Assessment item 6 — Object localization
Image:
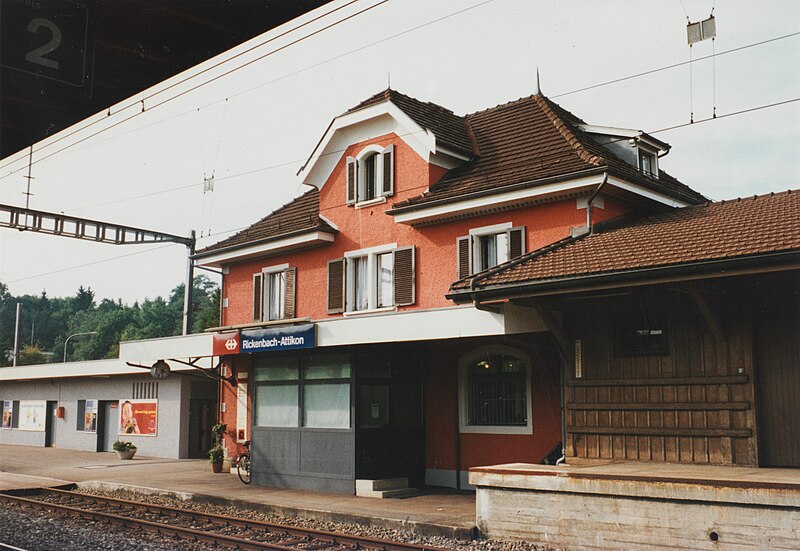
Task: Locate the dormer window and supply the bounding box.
[346,145,394,205]
[639,149,657,178]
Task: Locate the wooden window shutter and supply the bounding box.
[393,246,415,306]
[252,273,263,322]
[327,258,345,314]
[508,226,525,259]
[381,144,394,197]
[283,267,296,319]
[456,236,471,279]
[346,156,357,204]
[76,400,86,431]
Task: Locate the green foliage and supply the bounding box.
[19,344,48,366]
[208,446,224,463]
[0,276,220,365]
[112,440,137,452]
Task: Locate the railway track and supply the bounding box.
[0,489,450,551]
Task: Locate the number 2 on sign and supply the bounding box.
[25,18,62,70]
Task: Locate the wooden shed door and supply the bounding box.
[755,279,800,467]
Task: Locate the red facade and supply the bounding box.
[198,89,702,491]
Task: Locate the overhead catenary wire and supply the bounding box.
[0,0,395,178]
[56,93,800,222]
[0,15,794,183]
[5,94,799,288]
[0,0,499,179]
[0,0,370,167]
[551,30,800,99]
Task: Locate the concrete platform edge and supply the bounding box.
[75,481,476,541]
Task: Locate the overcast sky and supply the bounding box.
[1,0,798,304]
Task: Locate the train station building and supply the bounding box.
[192,88,717,494]
[1,86,797,547]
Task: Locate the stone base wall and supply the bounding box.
[477,487,799,550]
[471,464,800,550]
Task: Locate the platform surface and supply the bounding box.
[0,445,475,538]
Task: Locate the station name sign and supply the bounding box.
[213,324,315,356]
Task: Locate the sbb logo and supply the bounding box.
[225,338,238,351]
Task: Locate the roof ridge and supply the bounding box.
[464,93,540,118]
[347,87,462,117]
[533,94,605,167]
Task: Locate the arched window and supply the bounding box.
[458,345,532,434]
[345,144,395,205]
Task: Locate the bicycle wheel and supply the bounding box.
[237,453,251,484]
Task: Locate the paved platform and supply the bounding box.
[0,445,476,539]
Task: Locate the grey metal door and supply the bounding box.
[100,401,117,452]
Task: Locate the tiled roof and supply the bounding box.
[195,188,335,256]
[346,89,475,155]
[451,190,800,292]
[391,94,706,211]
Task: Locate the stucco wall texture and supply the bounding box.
[222,133,629,326]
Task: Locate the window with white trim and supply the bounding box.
[638,148,657,178]
[253,265,296,322]
[346,145,394,205]
[459,346,532,434]
[456,224,525,279]
[327,245,414,314]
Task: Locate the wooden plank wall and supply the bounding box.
[565,289,757,465]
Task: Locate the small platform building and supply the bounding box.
[450,191,800,548]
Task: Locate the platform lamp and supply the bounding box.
[63,331,98,363]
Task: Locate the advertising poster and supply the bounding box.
[1,401,12,429]
[84,400,97,433]
[18,400,46,432]
[236,382,248,443]
[118,399,157,436]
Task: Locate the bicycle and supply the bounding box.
[236,440,251,484]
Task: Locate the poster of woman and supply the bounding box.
[1,401,12,429]
[118,399,157,436]
[84,400,97,433]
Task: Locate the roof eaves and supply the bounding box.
[194,224,336,259]
[388,166,609,214]
[448,249,800,302]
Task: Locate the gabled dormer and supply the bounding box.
[388,93,706,226]
[578,125,670,179]
[297,89,475,196]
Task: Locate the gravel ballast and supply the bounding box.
[0,488,562,551]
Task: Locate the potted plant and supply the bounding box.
[209,446,225,473]
[113,440,137,460]
[208,423,227,473]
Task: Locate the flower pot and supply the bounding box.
[211,461,223,473]
[116,449,136,460]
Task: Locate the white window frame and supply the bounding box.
[355,145,386,205]
[458,345,533,435]
[469,222,512,274]
[637,146,658,178]
[260,263,289,322]
[344,243,398,314]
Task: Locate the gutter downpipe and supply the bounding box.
[586,172,608,234]
[556,172,607,467]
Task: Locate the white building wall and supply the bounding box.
[0,374,191,458]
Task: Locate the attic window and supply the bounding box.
[346,145,395,205]
[639,149,657,178]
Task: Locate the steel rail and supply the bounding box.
[10,489,450,551]
[0,492,293,551]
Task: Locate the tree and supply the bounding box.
[19,344,48,366]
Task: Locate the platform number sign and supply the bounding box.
[1,0,89,87]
